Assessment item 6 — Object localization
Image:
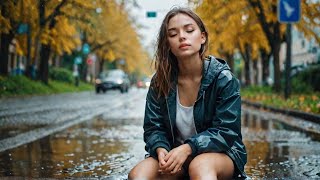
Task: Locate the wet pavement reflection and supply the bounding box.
[242,111,320,178]
[0,117,144,179]
[0,93,319,179]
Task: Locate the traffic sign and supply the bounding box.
[82,43,90,54]
[86,58,93,65]
[278,0,301,23]
[146,11,157,18]
[74,56,82,64]
[17,23,29,34]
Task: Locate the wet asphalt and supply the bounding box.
[0,88,319,179]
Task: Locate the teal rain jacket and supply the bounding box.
[143,55,247,178]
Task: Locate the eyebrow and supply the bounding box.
[168,23,195,31]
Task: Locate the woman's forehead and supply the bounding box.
[167,13,197,29]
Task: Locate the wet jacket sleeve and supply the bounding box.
[185,70,242,156]
[143,87,171,159]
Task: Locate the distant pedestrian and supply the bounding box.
[129,7,247,179]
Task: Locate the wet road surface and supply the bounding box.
[0,88,319,179]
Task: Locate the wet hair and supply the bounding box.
[153,7,209,98]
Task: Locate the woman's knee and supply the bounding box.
[128,157,159,180]
[188,153,234,180]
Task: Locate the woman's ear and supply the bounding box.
[201,32,206,44]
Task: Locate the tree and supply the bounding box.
[195,0,320,91]
[0,1,18,76]
[82,0,151,76]
[246,0,319,91]
[196,0,269,85]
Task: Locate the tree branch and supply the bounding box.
[44,0,68,28]
[246,0,273,47]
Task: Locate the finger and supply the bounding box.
[164,160,177,173]
[164,151,172,162]
[159,153,167,166]
[162,157,174,169]
[171,163,182,174]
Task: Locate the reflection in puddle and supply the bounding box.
[0,112,319,179]
[242,112,320,178]
[0,117,145,179]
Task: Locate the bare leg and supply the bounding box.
[188,153,234,180]
[128,157,185,180]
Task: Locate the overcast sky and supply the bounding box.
[129,0,190,55]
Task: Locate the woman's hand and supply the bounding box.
[160,144,192,174]
[156,147,169,171]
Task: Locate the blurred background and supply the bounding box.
[0,0,320,179]
[0,0,319,106]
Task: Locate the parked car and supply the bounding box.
[136,77,151,88]
[95,69,130,93]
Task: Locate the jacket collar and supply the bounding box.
[166,55,230,100]
[164,55,230,134]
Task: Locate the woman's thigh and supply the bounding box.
[188,153,234,180]
[128,157,185,180]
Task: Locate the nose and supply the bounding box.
[179,31,186,42]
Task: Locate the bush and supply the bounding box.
[292,65,320,92]
[291,78,313,93]
[49,67,74,84]
[0,75,93,98]
[0,75,51,96]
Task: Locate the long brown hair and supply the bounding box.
[153,7,209,98]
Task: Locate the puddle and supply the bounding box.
[0,117,145,178]
[0,111,319,179]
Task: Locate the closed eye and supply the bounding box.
[186,29,194,33]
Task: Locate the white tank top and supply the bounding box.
[176,87,197,145]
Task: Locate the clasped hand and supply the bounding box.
[156,144,192,175]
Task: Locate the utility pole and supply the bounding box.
[278,0,301,99]
[284,24,292,99]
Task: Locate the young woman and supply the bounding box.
[129,7,247,180]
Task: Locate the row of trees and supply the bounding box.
[194,0,319,92]
[0,0,151,84]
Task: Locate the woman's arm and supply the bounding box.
[143,86,171,159]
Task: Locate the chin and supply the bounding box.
[176,51,199,59]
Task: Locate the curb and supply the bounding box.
[242,100,320,124]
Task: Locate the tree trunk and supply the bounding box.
[0,2,14,76]
[99,59,104,74]
[225,53,234,73]
[10,52,15,74]
[37,0,66,84]
[246,0,283,91]
[244,44,251,86]
[273,21,281,92]
[39,44,50,84]
[0,34,12,76]
[260,49,270,85]
[253,59,258,85]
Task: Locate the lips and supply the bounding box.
[179,43,191,48]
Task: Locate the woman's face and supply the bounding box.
[167,13,206,59]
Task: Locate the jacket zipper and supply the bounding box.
[166,100,175,145]
[193,90,205,134]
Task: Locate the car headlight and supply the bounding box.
[116,79,123,84]
[95,79,101,84]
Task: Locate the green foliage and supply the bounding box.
[0,75,51,96]
[293,65,320,92]
[0,75,93,98]
[49,67,74,84]
[291,78,313,94]
[242,85,320,114]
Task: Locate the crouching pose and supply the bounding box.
[129,7,247,180]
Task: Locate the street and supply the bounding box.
[0,88,319,179]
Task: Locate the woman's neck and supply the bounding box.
[177,54,203,80]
